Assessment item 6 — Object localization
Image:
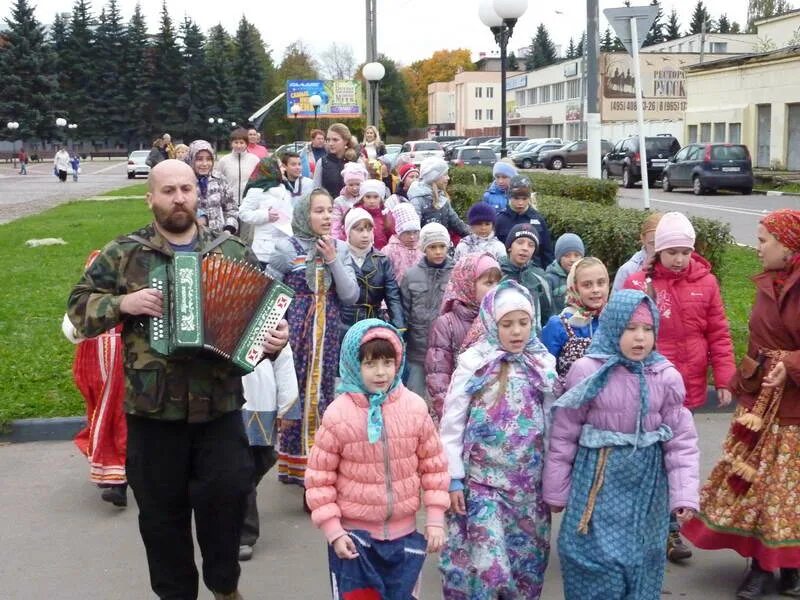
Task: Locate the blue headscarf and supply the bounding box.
[554,289,665,443]
[336,319,406,444]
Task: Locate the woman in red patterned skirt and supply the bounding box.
[682,209,800,600]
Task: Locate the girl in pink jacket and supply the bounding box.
[543,290,700,600]
[305,319,450,599]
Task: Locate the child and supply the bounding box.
[305,319,449,599]
[400,222,454,399]
[545,233,585,313]
[339,207,404,344]
[174,143,189,162]
[238,343,298,561]
[408,157,470,244]
[482,161,517,212]
[281,151,315,202]
[354,179,395,250]
[331,161,368,241]
[453,201,508,262]
[188,140,239,235]
[543,289,700,600]
[495,176,554,267]
[383,202,423,284]
[239,156,294,269]
[214,128,261,209]
[542,257,610,383]
[385,163,420,211]
[439,280,557,599]
[70,152,80,182]
[613,211,663,291]
[426,253,502,422]
[500,223,553,331]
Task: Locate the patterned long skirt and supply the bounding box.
[558,444,669,600]
[682,407,800,571]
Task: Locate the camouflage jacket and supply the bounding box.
[67,223,259,422]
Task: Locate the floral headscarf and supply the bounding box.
[337,319,406,444]
[187,140,215,199]
[243,156,283,196]
[439,253,500,315]
[292,191,333,293]
[560,257,609,327]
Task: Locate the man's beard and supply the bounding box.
[154,205,196,234]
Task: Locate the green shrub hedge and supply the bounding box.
[449,166,617,206]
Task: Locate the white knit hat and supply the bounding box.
[344,207,373,239]
[392,203,421,234]
[420,157,449,185]
[419,222,450,250]
[358,179,387,202]
[494,286,533,321]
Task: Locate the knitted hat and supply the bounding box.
[398,163,420,183]
[476,254,501,279]
[344,207,373,239]
[761,209,800,253]
[493,161,517,179]
[358,179,386,203]
[629,300,654,326]
[654,211,695,253]
[467,201,497,225]
[419,222,450,251]
[420,157,448,184]
[509,175,532,196]
[341,162,368,184]
[392,203,421,234]
[493,285,533,321]
[506,223,539,249]
[554,233,585,260]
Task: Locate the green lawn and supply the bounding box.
[0,191,761,424]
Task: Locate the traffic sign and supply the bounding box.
[603,5,658,56]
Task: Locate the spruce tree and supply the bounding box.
[525,24,558,70]
[601,27,616,52]
[120,3,150,146]
[375,55,411,138]
[231,17,272,125]
[689,1,714,34]
[61,0,97,139]
[92,0,127,146]
[644,0,665,46]
[176,17,210,141]
[665,8,682,40]
[576,35,584,57]
[204,25,235,124]
[507,51,519,70]
[148,1,183,137]
[565,37,576,59]
[717,14,731,33]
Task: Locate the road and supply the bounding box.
[0,413,789,599]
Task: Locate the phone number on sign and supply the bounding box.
[609,100,687,112]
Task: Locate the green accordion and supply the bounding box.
[149,252,293,373]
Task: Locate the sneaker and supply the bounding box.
[100,484,127,508]
[737,564,773,600]
[238,545,253,562]
[666,531,692,562]
[779,568,800,597]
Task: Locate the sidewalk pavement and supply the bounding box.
[0,412,786,599]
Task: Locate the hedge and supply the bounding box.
[449,166,617,206]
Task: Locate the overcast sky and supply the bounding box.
[6,0,752,66]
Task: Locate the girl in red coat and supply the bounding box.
[624,211,735,562]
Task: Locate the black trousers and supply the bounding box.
[126,411,254,600]
[240,445,278,547]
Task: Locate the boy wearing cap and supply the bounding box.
[545,233,585,313]
[408,157,470,243]
[495,175,554,268]
[500,223,553,331]
[400,222,455,399]
[482,161,518,212]
[454,201,507,262]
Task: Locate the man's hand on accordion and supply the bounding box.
[261,319,289,359]
[120,288,163,318]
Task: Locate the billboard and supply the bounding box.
[600,54,688,122]
[286,80,363,119]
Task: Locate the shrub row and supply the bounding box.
[448,166,618,206]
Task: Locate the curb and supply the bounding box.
[0,416,86,444]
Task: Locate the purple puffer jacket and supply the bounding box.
[425,300,478,421]
[543,356,700,512]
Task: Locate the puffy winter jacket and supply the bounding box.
[495,207,554,268]
[543,356,700,512]
[453,233,507,262]
[623,254,735,409]
[197,175,238,235]
[482,181,509,212]
[544,260,569,313]
[331,194,358,241]
[355,203,396,250]
[407,182,470,240]
[383,235,422,284]
[500,257,553,329]
[305,386,450,543]
[425,300,479,421]
[238,186,294,262]
[213,151,261,206]
[400,258,454,364]
[339,250,405,339]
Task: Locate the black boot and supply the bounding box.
[667,530,692,562]
[100,483,127,507]
[737,560,773,600]
[779,568,800,597]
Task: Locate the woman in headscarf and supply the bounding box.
[683,209,800,600]
[267,188,358,492]
[187,140,238,235]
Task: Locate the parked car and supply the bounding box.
[397,140,444,166]
[127,150,151,179]
[483,136,530,146]
[540,139,613,170]
[479,140,526,159]
[511,142,564,169]
[273,141,306,156]
[602,135,681,188]
[384,143,402,155]
[449,146,497,167]
[461,135,497,147]
[661,143,754,195]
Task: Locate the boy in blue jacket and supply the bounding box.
[482,161,517,212]
[495,175,554,268]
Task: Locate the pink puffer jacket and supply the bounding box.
[305,385,450,543]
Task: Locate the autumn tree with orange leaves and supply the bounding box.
[401,49,475,128]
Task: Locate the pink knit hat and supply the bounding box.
[654,211,695,253]
[391,203,420,234]
[629,301,654,326]
[341,162,368,184]
[475,254,500,279]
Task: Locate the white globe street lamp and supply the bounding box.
[55,117,67,127]
[362,62,386,130]
[208,117,215,124]
[309,94,322,127]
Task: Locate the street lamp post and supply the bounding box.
[479,0,528,159]
[362,61,386,131]
[290,103,302,143]
[6,121,19,159]
[309,94,322,129]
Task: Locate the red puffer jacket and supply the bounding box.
[624,254,735,409]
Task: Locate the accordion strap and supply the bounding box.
[126,231,231,257]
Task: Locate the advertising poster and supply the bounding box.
[286,80,363,119]
[600,53,690,121]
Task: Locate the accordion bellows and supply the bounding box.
[150,252,293,373]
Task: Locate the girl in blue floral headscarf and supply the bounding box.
[543,289,700,600]
[439,279,557,599]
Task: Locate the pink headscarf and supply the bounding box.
[440,253,500,314]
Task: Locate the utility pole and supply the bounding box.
[365,0,378,127]
[700,19,706,63]
[586,0,602,178]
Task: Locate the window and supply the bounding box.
[540,85,551,103]
[700,122,711,142]
[487,87,494,98]
[527,88,537,105]
[688,41,695,52]
[687,145,703,160]
[710,42,728,53]
[475,87,482,98]
[688,125,698,143]
[567,122,581,140]
[486,109,494,121]
[474,109,482,121]
[567,79,580,99]
[551,124,563,138]
[516,90,526,106]
[729,123,742,144]
[713,122,726,143]
[674,146,690,161]
[552,82,565,102]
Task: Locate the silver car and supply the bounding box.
[397,140,444,166]
[127,150,151,179]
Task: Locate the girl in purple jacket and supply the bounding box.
[543,289,700,600]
